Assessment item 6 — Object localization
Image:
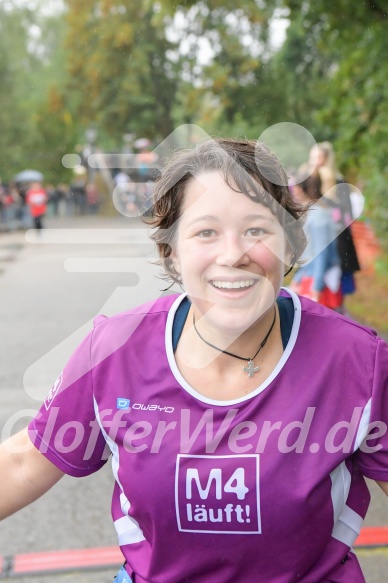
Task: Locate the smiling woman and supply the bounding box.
[170,172,292,394]
[1,138,388,583]
[146,139,307,398]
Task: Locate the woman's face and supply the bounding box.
[309,146,326,168]
[170,171,290,335]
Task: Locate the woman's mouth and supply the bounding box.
[211,279,256,290]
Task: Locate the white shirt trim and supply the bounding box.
[165,287,301,406]
[94,397,146,545]
[114,515,146,545]
[353,398,372,452]
[330,462,352,527]
[330,462,363,548]
[332,505,363,548]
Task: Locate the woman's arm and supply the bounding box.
[0,427,64,520]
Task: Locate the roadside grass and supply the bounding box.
[346,264,388,337]
[285,254,388,337]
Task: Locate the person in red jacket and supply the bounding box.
[25,182,48,230]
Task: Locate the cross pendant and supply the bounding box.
[243,359,260,377]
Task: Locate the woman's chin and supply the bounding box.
[189,281,278,332]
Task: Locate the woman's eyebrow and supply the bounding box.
[243,214,276,223]
[186,215,218,227]
[186,214,276,227]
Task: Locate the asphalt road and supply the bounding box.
[0,215,387,582]
[0,215,160,582]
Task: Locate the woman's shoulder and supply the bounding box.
[92,293,182,331]
[299,294,381,346]
[87,294,182,360]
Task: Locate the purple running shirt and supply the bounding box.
[28,289,388,583]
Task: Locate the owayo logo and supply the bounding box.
[117,398,130,409]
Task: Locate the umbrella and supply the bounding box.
[134,138,151,149]
[14,169,44,183]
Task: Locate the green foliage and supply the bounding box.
[63,0,180,142]
[169,2,278,138]
[1,0,388,244]
[0,4,78,183]
[0,5,37,180]
[281,0,388,243]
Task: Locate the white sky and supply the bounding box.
[11,0,288,45]
[1,0,64,15]
[10,0,289,62]
[269,10,289,50]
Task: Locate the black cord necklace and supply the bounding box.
[192,306,277,378]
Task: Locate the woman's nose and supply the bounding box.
[215,236,250,267]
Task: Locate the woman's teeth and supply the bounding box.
[211,280,255,289]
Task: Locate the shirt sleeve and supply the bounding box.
[28,324,110,477]
[354,338,388,481]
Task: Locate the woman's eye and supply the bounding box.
[197,229,216,238]
[246,228,266,237]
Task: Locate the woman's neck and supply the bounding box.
[178,302,280,373]
[174,301,284,398]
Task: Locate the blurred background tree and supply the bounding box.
[64,0,180,144]
[0,2,77,183]
[0,0,387,250]
[0,4,40,179]
[280,0,388,247]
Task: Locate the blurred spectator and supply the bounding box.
[54,183,69,216]
[291,171,343,310]
[57,183,74,216]
[16,182,33,228]
[25,182,48,230]
[136,148,158,181]
[0,182,9,230]
[45,184,57,216]
[350,185,364,219]
[86,182,100,214]
[309,142,360,302]
[0,183,8,229]
[70,178,87,215]
[114,172,139,216]
[114,171,130,186]
[2,183,20,231]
